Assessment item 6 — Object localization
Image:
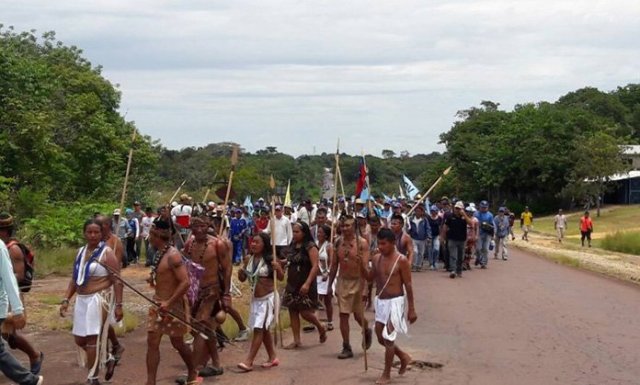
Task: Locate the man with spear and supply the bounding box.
[144,220,200,385]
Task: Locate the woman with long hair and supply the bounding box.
[60,218,124,385]
[316,224,334,331]
[237,233,284,371]
[281,221,327,349]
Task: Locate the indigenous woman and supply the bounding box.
[281,221,327,349]
[60,218,124,385]
[237,233,284,372]
[316,224,334,331]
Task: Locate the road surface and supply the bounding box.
[15,247,640,385]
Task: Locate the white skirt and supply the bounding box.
[249,292,275,330]
[73,292,108,337]
[317,276,329,295]
[374,296,408,342]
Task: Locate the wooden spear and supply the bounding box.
[268,175,283,347]
[168,180,187,205]
[119,127,137,213]
[218,145,239,236]
[202,171,219,203]
[406,166,453,216]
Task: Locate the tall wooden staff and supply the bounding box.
[201,171,219,203]
[330,140,340,240]
[168,180,187,205]
[354,215,368,371]
[268,175,283,347]
[406,166,453,216]
[218,146,239,236]
[119,127,136,213]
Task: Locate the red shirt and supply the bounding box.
[580,216,593,232]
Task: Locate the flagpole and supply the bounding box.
[361,150,373,216]
[407,166,453,216]
[202,171,219,203]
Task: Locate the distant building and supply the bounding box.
[604,146,640,204]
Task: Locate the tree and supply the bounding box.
[560,132,629,216]
[382,149,395,159]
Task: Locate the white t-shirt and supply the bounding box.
[554,214,567,229]
[141,216,154,238]
[264,216,293,246]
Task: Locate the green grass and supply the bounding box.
[601,231,640,255]
[35,246,76,278]
[531,205,640,249]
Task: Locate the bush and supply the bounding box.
[601,231,640,256]
[18,201,118,248]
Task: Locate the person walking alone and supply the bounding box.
[554,209,568,243]
[580,211,593,247]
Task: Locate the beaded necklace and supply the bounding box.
[149,244,170,287]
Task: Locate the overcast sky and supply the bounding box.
[4,1,639,156]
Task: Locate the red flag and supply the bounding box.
[355,156,367,198]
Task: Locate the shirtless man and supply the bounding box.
[145,220,198,385]
[364,228,417,385]
[188,216,232,375]
[389,214,414,265]
[96,215,126,368]
[0,213,43,375]
[327,215,372,359]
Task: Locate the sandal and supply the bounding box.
[326,322,334,331]
[185,377,204,385]
[261,358,280,368]
[283,342,300,350]
[104,356,116,381]
[237,362,253,372]
[319,328,327,344]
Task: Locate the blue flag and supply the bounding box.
[402,175,420,200]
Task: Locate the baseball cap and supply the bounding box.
[454,201,465,209]
[430,205,439,212]
[479,200,489,208]
[113,208,121,216]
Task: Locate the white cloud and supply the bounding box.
[3,0,639,156]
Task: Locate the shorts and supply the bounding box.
[317,275,329,295]
[336,277,363,314]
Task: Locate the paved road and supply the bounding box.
[24,247,640,384]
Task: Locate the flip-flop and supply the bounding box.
[283,342,300,350]
[260,358,280,368]
[198,366,224,377]
[237,362,254,372]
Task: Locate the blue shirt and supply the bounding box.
[493,215,510,238]
[230,218,248,239]
[475,211,495,235]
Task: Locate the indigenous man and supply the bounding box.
[327,215,372,359]
[520,206,533,241]
[0,213,43,375]
[187,216,232,376]
[96,215,126,372]
[364,228,417,385]
[389,214,414,265]
[145,220,199,385]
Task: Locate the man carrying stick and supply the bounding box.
[145,220,200,385]
[327,215,372,359]
[363,228,417,385]
[188,216,231,377]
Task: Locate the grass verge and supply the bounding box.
[601,231,640,255]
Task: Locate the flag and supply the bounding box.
[402,175,420,200]
[355,155,368,198]
[398,184,405,199]
[284,179,292,207]
[383,193,391,202]
[243,195,253,216]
